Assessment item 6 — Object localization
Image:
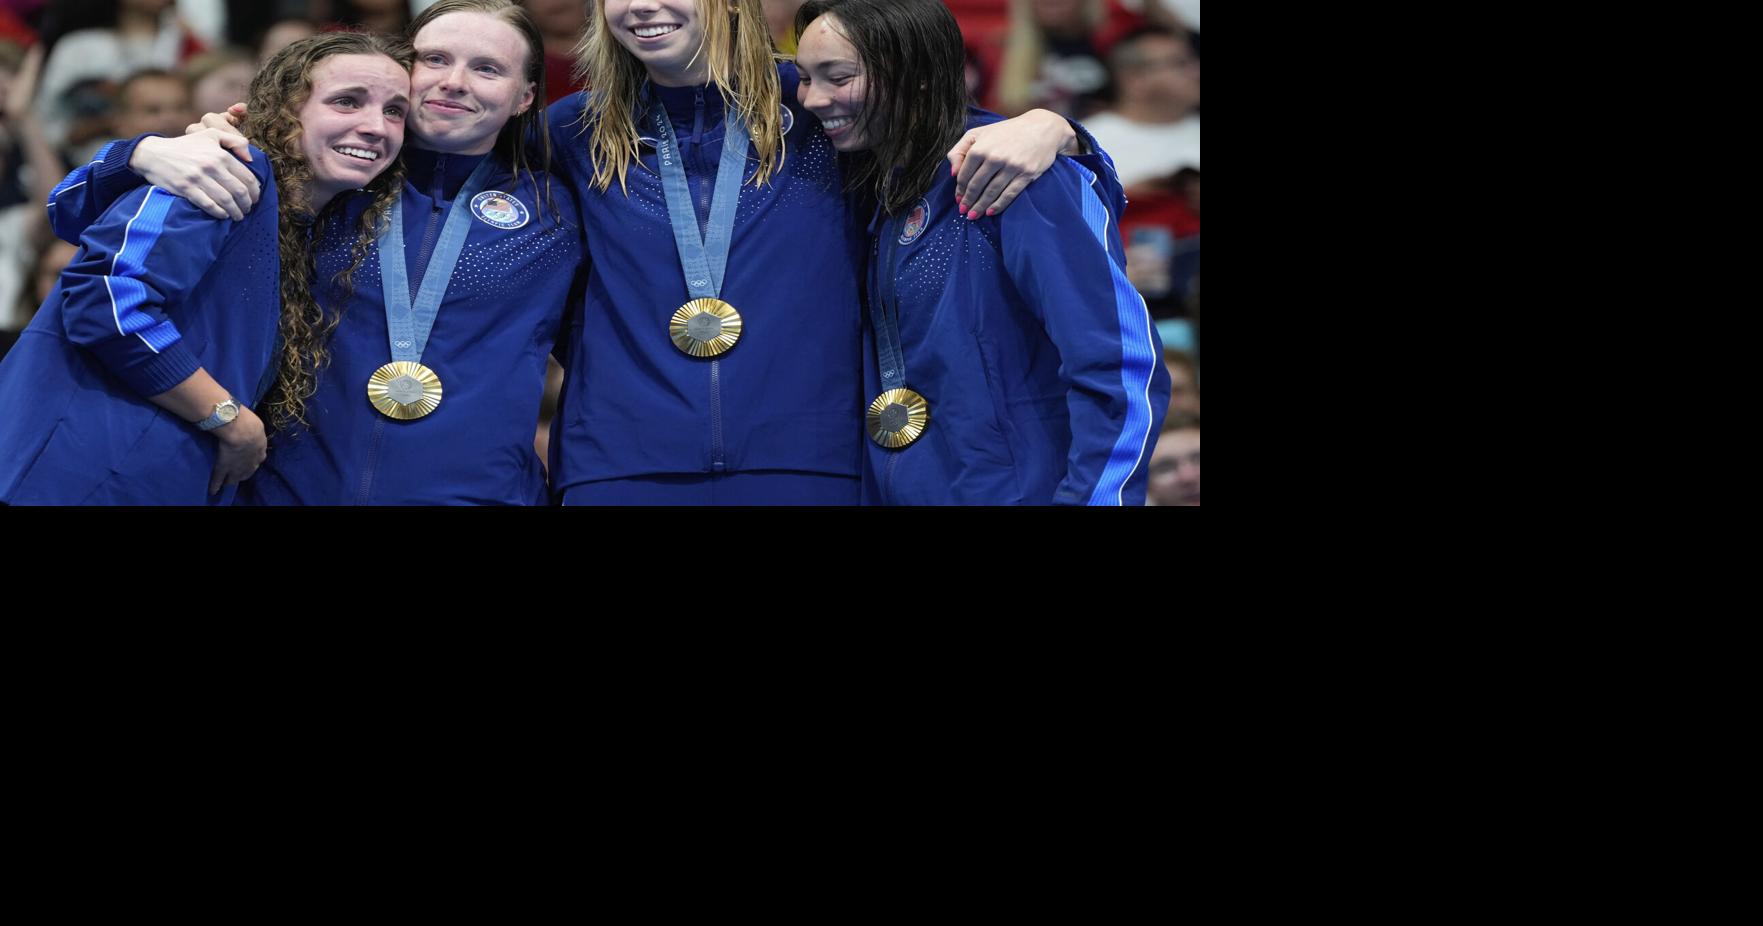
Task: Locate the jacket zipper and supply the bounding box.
[692,88,726,472]
[358,156,447,504]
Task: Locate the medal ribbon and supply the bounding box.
[649,97,751,300]
[871,209,910,392]
[377,157,497,363]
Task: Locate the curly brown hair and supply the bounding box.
[241,31,414,431]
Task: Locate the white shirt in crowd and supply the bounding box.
[1079,112,1199,189]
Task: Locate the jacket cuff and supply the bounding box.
[107,339,201,397]
[90,134,160,206]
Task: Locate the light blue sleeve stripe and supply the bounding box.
[1067,162,1158,507]
[47,141,115,203]
[107,189,181,353]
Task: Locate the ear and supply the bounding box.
[518,80,536,117]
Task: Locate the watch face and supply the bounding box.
[218,403,239,423]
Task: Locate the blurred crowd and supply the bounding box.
[0,0,1196,504]
[943,0,1200,505]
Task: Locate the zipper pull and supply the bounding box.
[431,154,447,208]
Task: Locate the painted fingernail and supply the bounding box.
[986,208,996,217]
[967,209,980,220]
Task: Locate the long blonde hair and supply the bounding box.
[573,0,785,194]
[996,0,1104,116]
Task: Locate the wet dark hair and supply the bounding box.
[795,0,969,215]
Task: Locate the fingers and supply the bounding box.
[946,132,976,197]
[957,156,1003,219]
[186,186,233,221]
[975,172,1036,218]
[184,167,244,220]
[208,160,258,216]
[209,457,264,495]
[214,129,255,165]
[965,168,1010,218]
[953,131,989,202]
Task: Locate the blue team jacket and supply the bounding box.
[243,148,584,505]
[63,142,587,505]
[0,142,280,505]
[545,62,866,489]
[861,113,1171,505]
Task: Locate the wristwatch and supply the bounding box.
[197,398,241,432]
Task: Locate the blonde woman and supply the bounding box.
[547,0,1091,504]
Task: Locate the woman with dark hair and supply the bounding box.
[795,0,1169,505]
[0,31,411,504]
[80,0,585,504]
[112,0,1080,506]
[542,0,1084,505]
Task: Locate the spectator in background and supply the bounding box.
[1,238,76,360]
[257,18,316,64]
[326,0,410,35]
[763,0,805,53]
[2,31,69,334]
[0,2,37,49]
[1162,346,1198,417]
[56,76,120,164]
[1142,0,1197,32]
[110,68,193,140]
[523,0,587,102]
[1146,411,1198,506]
[1079,24,1196,187]
[185,46,254,116]
[1,35,29,206]
[991,0,1111,117]
[1090,25,1198,319]
[33,0,201,150]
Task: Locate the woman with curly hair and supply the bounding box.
[0,31,411,504]
[119,0,1083,506]
[47,0,584,505]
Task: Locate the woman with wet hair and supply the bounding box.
[794,0,1168,504]
[0,32,412,504]
[545,0,1087,505]
[109,0,1084,506]
[52,0,587,505]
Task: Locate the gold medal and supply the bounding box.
[367,361,444,420]
[866,388,930,449]
[669,298,743,357]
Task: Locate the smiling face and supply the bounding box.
[602,0,712,87]
[409,10,536,154]
[296,53,411,209]
[794,13,870,152]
